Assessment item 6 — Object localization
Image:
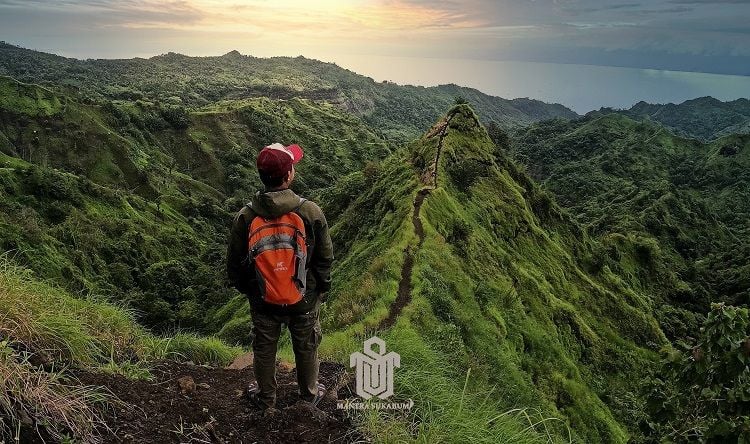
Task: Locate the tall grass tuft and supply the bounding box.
[0,345,110,444]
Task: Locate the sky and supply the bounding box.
[0,0,749,76]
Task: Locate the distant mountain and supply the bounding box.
[512,113,750,336]
[591,96,750,141]
[0,42,578,142]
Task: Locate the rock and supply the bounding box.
[177,375,196,395]
[28,350,53,368]
[197,382,211,389]
[226,352,254,370]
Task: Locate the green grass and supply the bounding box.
[296,105,666,443]
[0,54,717,442]
[0,256,241,367]
[354,326,566,444]
[0,76,63,116]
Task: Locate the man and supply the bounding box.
[227,142,334,412]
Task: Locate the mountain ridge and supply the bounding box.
[1,42,748,442]
[290,104,666,442]
[0,42,579,143]
[591,95,750,141]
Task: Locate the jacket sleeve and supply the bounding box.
[227,208,251,294]
[311,206,334,294]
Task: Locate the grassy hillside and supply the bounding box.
[0,75,389,332]
[0,43,578,143]
[232,104,663,442]
[512,113,750,338]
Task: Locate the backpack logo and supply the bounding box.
[274,261,288,272]
[350,336,400,400]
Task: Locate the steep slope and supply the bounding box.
[0,75,389,332]
[512,114,750,337]
[594,96,750,141]
[0,75,390,198]
[0,43,578,143]
[291,105,664,442]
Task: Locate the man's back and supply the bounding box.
[226,188,333,313]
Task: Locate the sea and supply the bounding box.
[329,54,750,114]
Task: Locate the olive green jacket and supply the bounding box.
[226,188,334,314]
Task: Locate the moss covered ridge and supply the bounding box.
[319,104,665,442]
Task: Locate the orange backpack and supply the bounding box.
[247,198,308,305]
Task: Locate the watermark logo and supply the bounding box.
[350,336,399,399]
[339,336,413,411]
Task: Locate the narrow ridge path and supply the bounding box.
[380,115,452,329]
[380,188,429,329]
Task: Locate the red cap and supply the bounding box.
[256,143,304,179]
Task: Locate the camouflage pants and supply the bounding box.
[250,303,322,409]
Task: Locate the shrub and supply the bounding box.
[645,303,750,442]
[446,158,490,192]
[160,105,190,130]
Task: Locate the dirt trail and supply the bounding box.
[380,115,451,329]
[380,188,430,329]
[431,116,451,188]
[60,360,364,444]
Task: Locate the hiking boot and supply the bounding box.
[307,382,327,407]
[246,381,268,410]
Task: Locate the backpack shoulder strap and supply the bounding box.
[243,202,260,225]
[291,197,312,245]
[293,197,307,212]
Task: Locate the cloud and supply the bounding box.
[0,0,747,74]
[0,0,204,29]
